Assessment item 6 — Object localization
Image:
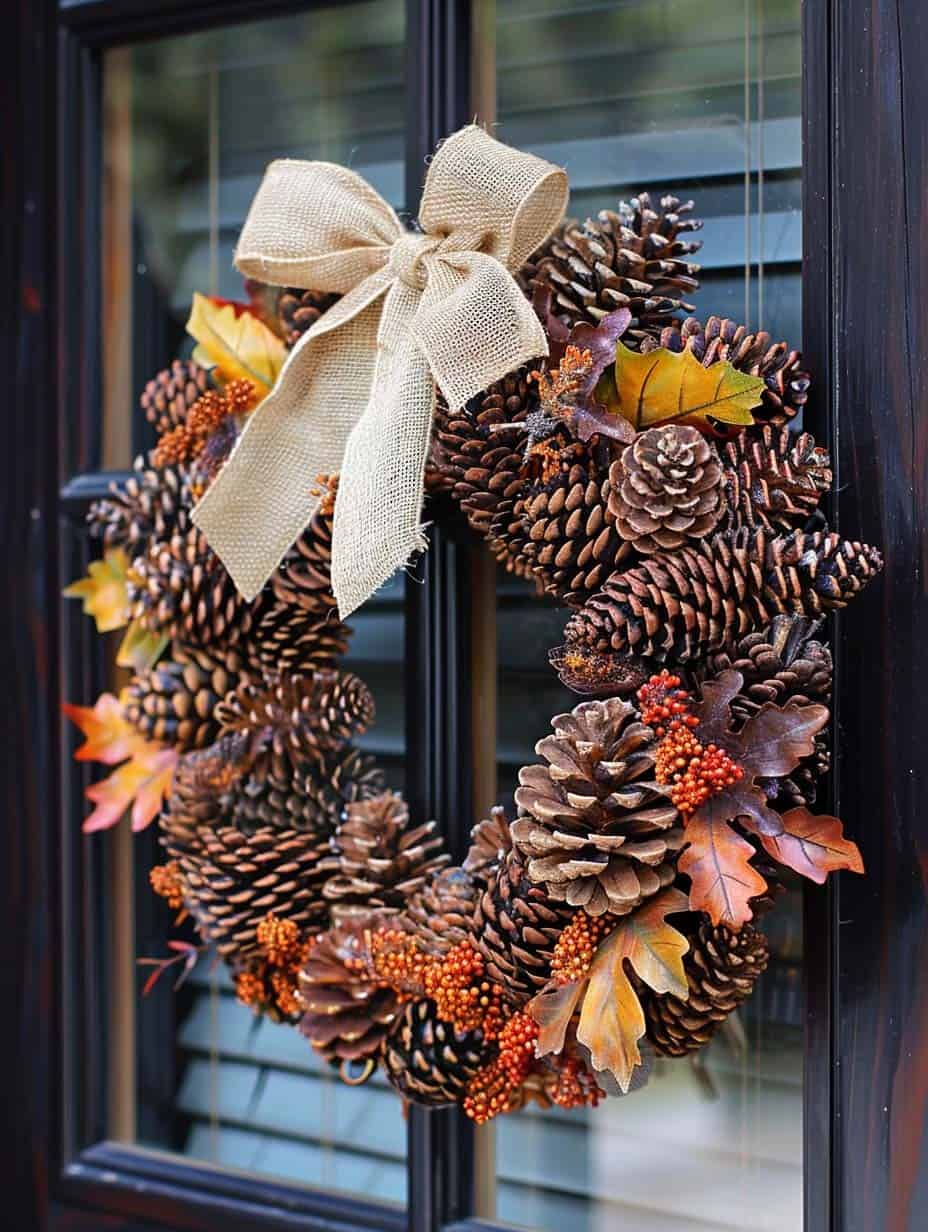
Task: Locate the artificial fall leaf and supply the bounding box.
[63,692,141,765]
[577,887,689,1091]
[116,619,169,673]
[531,980,585,1058]
[83,743,177,833]
[63,547,130,633]
[679,812,768,928]
[597,341,766,434]
[186,292,286,394]
[757,807,864,883]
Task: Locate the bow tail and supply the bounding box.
[331,283,433,618]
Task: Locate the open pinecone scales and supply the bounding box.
[88,458,200,551]
[140,359,212,436]
[382,998,486,1106]
[721,425,832,532]
[125,641,245,751]
[278,287,340,347]
[404,866,478,957]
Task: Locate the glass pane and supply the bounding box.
[488,1,803,1229]
[100,3,408,1204]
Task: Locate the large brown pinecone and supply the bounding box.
[404,866,478,957]
[721,424,832,532]
[243,601,351,676]
[518,194,703,345]
[140,360,211,436]
[565,529,883,663]
[490,455,633,605]
[278,288,340,348]
[232,743,384,835]
[299,912,401,1070]
[609,425,725,554]
[645,921,769,1057]
[381,998,487,1107]
[703,614,833,805]
[473,845,575,1006]
[323,792,450,914]
[271,479,338,617]
[644,315,810,425]
[125,641,246,752]
[88,458,200,551]
[217,670,375,767]
[512,697,683,917]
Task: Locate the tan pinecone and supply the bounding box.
[243,601,351,676]
[608,425,725,554]
[518,194,703,345]
[124,641,246,751]
[473,846,575,1006]
[382,998,487,1106]
[88,457,200,551]
[324,792,450,914]
[644,315,810,425]
[404,867,478,957]
[463,806,514,884]
[271,479,338,617]
[491,456,633,605]
[232,743,384,835]
[298,912,401,1068]
[140,360,211,436]
[703,614,832,805]
[721,424,832,532]
[645,921,769,1057]
[278,288,340,347]
[565,529,883,663]
[512,697,683,918]
[217,669,375,767]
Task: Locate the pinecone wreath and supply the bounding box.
[518,194,703,344]
[381,998,486,1106]
[512,697,683,917]
[644,921,769,1057]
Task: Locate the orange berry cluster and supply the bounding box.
[531,345,594,418]
[636,670,699,737]
[369,927,431,997]
[550,911,611,985]
[153,378,256,468]
[496,1011,539,1087]
[655,725,744,817]
[423,940,506,1041]
[235,913,315,1020]
[464,1058,514,1124]
[256,914,302,967]
[149,861,185,912]
[310,473,338,518]
[551,1056,604,1111]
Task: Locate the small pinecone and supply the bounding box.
[463,806,514,885]
[491,457,633,605]
[519,194,703,345]
[217,669,375,767]
[566,529,883,663]
[88,458,199,551]
[278,288,340,347]
[473,846,575,1006]
[432,368,537,539]
[140,360,211,436]
[243,601,351,676]
[703,614,833,805]
[644,315,810,425]
[324,792,450,914]
[232,743,384,835]
[645,922,769,1057]
[721,424,832,532]
[124,641,246,751]
[608,425,725,553]
[382,998,487,1106]
[271,489,338,617]
[512,697,683,917]
[299,913,401,1068]
[404,867,478,956]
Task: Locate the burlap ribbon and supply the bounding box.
[192,125,568,617]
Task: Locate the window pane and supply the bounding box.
[101,3,407,1204]
[488,1,803,1229]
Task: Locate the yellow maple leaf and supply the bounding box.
[604,341,766,433]
[116,619,169,674]
[186,292,286,395]
[63,547,130,633]
[63,692,143,764]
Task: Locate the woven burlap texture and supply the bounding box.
[192,124,569,616]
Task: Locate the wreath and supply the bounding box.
[65,126,882,1122]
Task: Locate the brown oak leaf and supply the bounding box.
[679,812,768,928]
[757,807,864,883]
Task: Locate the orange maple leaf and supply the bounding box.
[63,692,142,764]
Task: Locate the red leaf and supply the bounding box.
[680,810,768,928]
[756,807,865,884]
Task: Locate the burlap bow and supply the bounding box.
[192,125,568,616]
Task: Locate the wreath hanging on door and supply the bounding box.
[65,127,881,1122]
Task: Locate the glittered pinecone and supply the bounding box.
[512,697,683,917]
[271,480,338,617]
[703,614,833,805]
[278,288,340,347]
[608,425,725,553]
[324,792,450,914]
[217,669,375,767]
[382,998,487,1106]
[519,194,702,345]
[140,360,211,436]
[720,424,832,532]
[645,921,769,1057]
[566,529,883,663]
[491,456,633,605]
[299,913,401,1070]
[404,867,478,957]
[88,458,200,551]
[644,315,810,425]
[232,743,384,835]
[473,846,575,1006]
[125,641,246,751]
